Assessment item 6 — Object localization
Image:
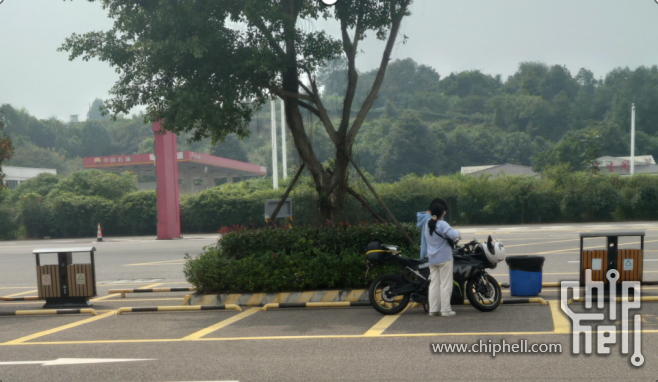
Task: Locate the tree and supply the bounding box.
[376,113,439,181]
[87,98,111,121]
[60,0,413,220]
[80,120,114,157]
[209,135,250,162]
[0,108,15,190]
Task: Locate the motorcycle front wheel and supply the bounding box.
[369,273,411,315]
[466,274,501,312]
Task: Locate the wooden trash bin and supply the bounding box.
[33,247,97,309]
[579,231,644,285]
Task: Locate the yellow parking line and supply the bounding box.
[364,306,409,337]
[0,287,35,290]
[182,308,260,340]
[0,302,41,306]
[13,328,658,346]
[4,311,115,345]
[3,290,37,298]
[548,301,571,334]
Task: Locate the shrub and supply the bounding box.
[184,223,417,293]
[18,192,49,238]
[48,192,117,237]
[117,191,157,235]
[50,169,136,200]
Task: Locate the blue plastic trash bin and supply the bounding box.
[505,256,545,297]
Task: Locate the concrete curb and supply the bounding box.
[108,287,196,298]
[0,297,43,301]
[0,309,98,316]
[261,301,371,311]
[115,304,242,315]
[183,289,369,307]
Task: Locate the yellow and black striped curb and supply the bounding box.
[261,301,371,311]
[0,309,98,317]
[108,287,196,298]
[568,296,658,305]
[183,289,369,307]
[115,304,242,315]
[0,296,43,301]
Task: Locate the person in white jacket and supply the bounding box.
[424,204,461,317]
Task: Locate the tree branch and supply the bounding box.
[346,0,411,144]
[297,101,321,118]
[337,6,364,138]
[267,86,313,101]
[306,72,338,144]
[349,155,415,247]
[249,17,287,59]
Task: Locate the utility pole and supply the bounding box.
[280,98,288,179]
[631,103,636,176]
[270,98,279,189]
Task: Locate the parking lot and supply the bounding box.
[2,223,658,381]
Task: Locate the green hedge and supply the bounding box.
[184,223,416,293]
[5,169,658,239]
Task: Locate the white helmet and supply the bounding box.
[482,236,505,264]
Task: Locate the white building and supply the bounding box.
[2,166,57,190]
[461,164,538,177]
[595,155,658,175]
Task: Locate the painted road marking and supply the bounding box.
[2,290,38,298]
[183,308,260,340]
[8,329,658,347]
[0,358,153,366]
[504,238,580,248]
[125,259,186,266]
[91,283,164,302]
[363,306,410,337]
[4,311,115,344]
[549,300,571,333]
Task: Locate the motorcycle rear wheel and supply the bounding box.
[369,273,411,315]
[466,274,501,312]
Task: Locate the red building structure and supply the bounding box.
[83,123,267,239]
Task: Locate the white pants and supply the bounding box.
[429,259,453,314]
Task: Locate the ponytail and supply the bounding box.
[427,204,445,236]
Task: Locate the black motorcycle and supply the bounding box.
[366,236,502,315]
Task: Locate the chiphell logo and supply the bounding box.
[561,269,644,367]
[321,0,339,5]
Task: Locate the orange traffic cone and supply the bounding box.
[97,223,104,242]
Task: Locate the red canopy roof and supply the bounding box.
[83,151,267,177]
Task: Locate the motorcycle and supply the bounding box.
[365,236,505,315]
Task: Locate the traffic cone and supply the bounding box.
[97,223,104,242]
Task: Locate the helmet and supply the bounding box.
[482,235,505,264]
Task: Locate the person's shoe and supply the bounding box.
[440,311,456,317]
[429,312,441,317]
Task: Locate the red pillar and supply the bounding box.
[153,121,182,240]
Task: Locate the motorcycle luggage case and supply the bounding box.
[366,241,391,263]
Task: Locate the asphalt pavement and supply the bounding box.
[1,223,658,381]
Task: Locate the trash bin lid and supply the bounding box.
[579,231,645,238]
[505,255,545,272]
[33,247,96,254]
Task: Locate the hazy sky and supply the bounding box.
[1,0,658,121]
